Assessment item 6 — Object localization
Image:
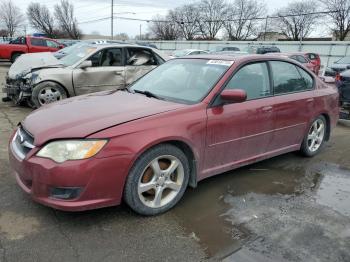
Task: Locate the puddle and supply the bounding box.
[171,159,350,261]
[315,165,350,216]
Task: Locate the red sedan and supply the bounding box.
[8,55,339,215]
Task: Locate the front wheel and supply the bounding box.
[300,115,327,157]
[124,144,190,216]
[31,82,67,108]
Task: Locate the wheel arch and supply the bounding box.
[130,139,199,189]
[34,80,70,98]
[320,113,331,141]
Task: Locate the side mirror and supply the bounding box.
[79,60,92,69]
[220,89,247,104]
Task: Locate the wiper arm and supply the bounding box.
[119,87,132,93]
[133,89,163,100]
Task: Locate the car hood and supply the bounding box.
[22,90,185,146]
[8,52,63,79]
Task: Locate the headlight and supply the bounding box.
[36,140,108,163]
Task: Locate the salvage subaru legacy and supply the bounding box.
[8,55,339,215]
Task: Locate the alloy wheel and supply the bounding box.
[137,155,184,208]
[38,87,63,105]
[307,119,325,152]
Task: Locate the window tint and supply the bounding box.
[270,61,309,94]
[126,48,159,66]
[31,38,47,47]
[226,62,271,100]
[46,40,59,48]
[297,67,314,90]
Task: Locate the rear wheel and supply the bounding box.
[124,144,189,216]
[300,115,327,157]
[31,82,67,108]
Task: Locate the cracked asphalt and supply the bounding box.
[0,61,350,262]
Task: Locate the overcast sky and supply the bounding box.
[13,0,310,37]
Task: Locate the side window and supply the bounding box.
[297,67,314,90]
[225,62,271,100]
[126,48,159,66]
[308,53,317,60]
[47,40,59,48]
[296,55,308,64]
[86,50,103,67]
[10,37,26,45]
[190,51,200,55]
[100,48,123,67]
[270,61,308,94]
[31,38,47,47]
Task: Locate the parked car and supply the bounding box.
[247,45,280,54]
[335,70,350,119]
[270,52,318,74]
[324,56,350,77]
[306,53,321,75]
[8,54,339,215]
[209,46,240,52]
[2,43,166,107]
[0,36,64,63]
[169,49,208,58]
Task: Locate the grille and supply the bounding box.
[11,126,35,159]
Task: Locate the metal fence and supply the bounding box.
[140,40,350,68]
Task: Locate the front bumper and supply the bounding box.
[9,139,134,211]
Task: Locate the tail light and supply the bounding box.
[335,73,343,81]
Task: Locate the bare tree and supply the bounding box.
[0,0,23,37]
[224,0,266,40]
[54,0,81,39]
[168,4,201,40]
[273,0,319,40]
[319,0,350,40]
[149,15,181,40]
[197,0,227,39]
[27,2,55,38]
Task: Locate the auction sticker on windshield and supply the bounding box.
[207,60,234,66]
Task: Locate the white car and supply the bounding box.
[169,49,208,59]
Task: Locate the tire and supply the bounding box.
[124,144,190,216]
[11,52,22,63]
[31,82,67,108]
[300,115,327,157]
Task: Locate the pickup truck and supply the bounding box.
[0,36,64,63]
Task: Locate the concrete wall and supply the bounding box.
[140,40,350,68]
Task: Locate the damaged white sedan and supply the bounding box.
[2,43,166,107]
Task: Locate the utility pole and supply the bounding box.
[111,0,114,40]
[139,24,142,40]
[263,16,268,41]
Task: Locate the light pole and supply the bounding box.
[139,24,142,40]
[111,0,113,39]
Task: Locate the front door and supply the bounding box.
[73,48,125,95]
[204,62,275,177]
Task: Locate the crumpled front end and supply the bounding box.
[2,72,38,105]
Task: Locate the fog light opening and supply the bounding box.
[50,187,82,200]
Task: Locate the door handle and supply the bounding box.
[262,106,273,112]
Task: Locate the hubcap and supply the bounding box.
[38,87,63,105]
[137,155,184,208]
[307,119,325,152]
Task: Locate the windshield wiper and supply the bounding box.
[119,87,132,93]
[133,89,163,100]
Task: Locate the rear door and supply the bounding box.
[269,60,315,150]
[72,47,125,95]
[124,47,164,86]
[204,62,275,176]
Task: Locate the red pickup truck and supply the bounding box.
[0,36,64,63]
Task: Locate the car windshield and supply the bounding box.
[336,57,350,64]
[130,59,231,104]
[173,50,190,57]
[60,45,97,66]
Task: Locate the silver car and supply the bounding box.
[2,43,166,107]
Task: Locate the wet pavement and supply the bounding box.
[0,62,350,261]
